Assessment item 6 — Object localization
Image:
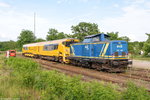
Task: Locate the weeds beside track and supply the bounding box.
[0,55,150,100]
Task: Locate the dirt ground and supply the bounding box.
[132,60,150,69]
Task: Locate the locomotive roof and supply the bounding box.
[23,38,75,47]
[85,33,110,38]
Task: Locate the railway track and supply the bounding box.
[39,60,126,84]
[119,69,150,82]
[35,59,150,91]
[128,68,150,78]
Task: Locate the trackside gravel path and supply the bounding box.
[133,60,150,69]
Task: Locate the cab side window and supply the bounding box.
[92,36,100,42]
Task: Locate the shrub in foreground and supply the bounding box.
[5,57,39,87]
[4,57,150,100]
[122,82,150,100]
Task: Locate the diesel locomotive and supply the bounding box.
[22,33,132,72]
[68,33,132,72]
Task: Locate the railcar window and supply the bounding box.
[44,44,58,51]
[44,46,48,51]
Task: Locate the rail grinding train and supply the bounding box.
[22,33,132,72]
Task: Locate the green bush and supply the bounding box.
[39,71,120,100]
[5,57,39,87]
[122,82,150,100]
[87,82,120,100]
[4,57,150,100]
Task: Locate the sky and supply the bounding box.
[0,0,150,42]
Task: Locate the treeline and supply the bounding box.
[0,40,17,51]
[0,22,150,56]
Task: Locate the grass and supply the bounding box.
[0,54,41,99]
[0,54,149,100]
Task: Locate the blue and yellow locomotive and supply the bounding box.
[68,33,132,72]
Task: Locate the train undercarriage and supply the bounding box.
[22,53,132,73]
[68,57,132,73]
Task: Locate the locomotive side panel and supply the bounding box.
[93,43,105,57]
[71,45,83,56]
[82,44,91,57]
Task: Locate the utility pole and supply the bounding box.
[34,12,36,35]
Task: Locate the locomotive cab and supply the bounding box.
[83,33,110,43]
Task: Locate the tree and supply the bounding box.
[143,43,150,56]
[106,32,119,40]
[145,33,150,42]
[71,22,100,41]
[46,28,67,41]
[17,29,36,48]
[143,33,150,56]
[0,40,17,51]
[107,32,130,42]
[57,32,66,39]
[128,41,141,55]
[46,28,58,40]
[35,38,45,42]
[119,36,130,42]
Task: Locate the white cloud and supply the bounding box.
[79,0,89,3]
[113,4,119,8]
[130,0,145,4]
[0,0,149,42]
[100,5,150,41]
[0,8,75,41]
[0,2,10,8]
[0,9,51,41]
[145,1,150,8]
[57,0,69,4]
[57,0,100,4]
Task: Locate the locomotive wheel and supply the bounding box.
[71,60,77,66]
[91,63,102,70]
